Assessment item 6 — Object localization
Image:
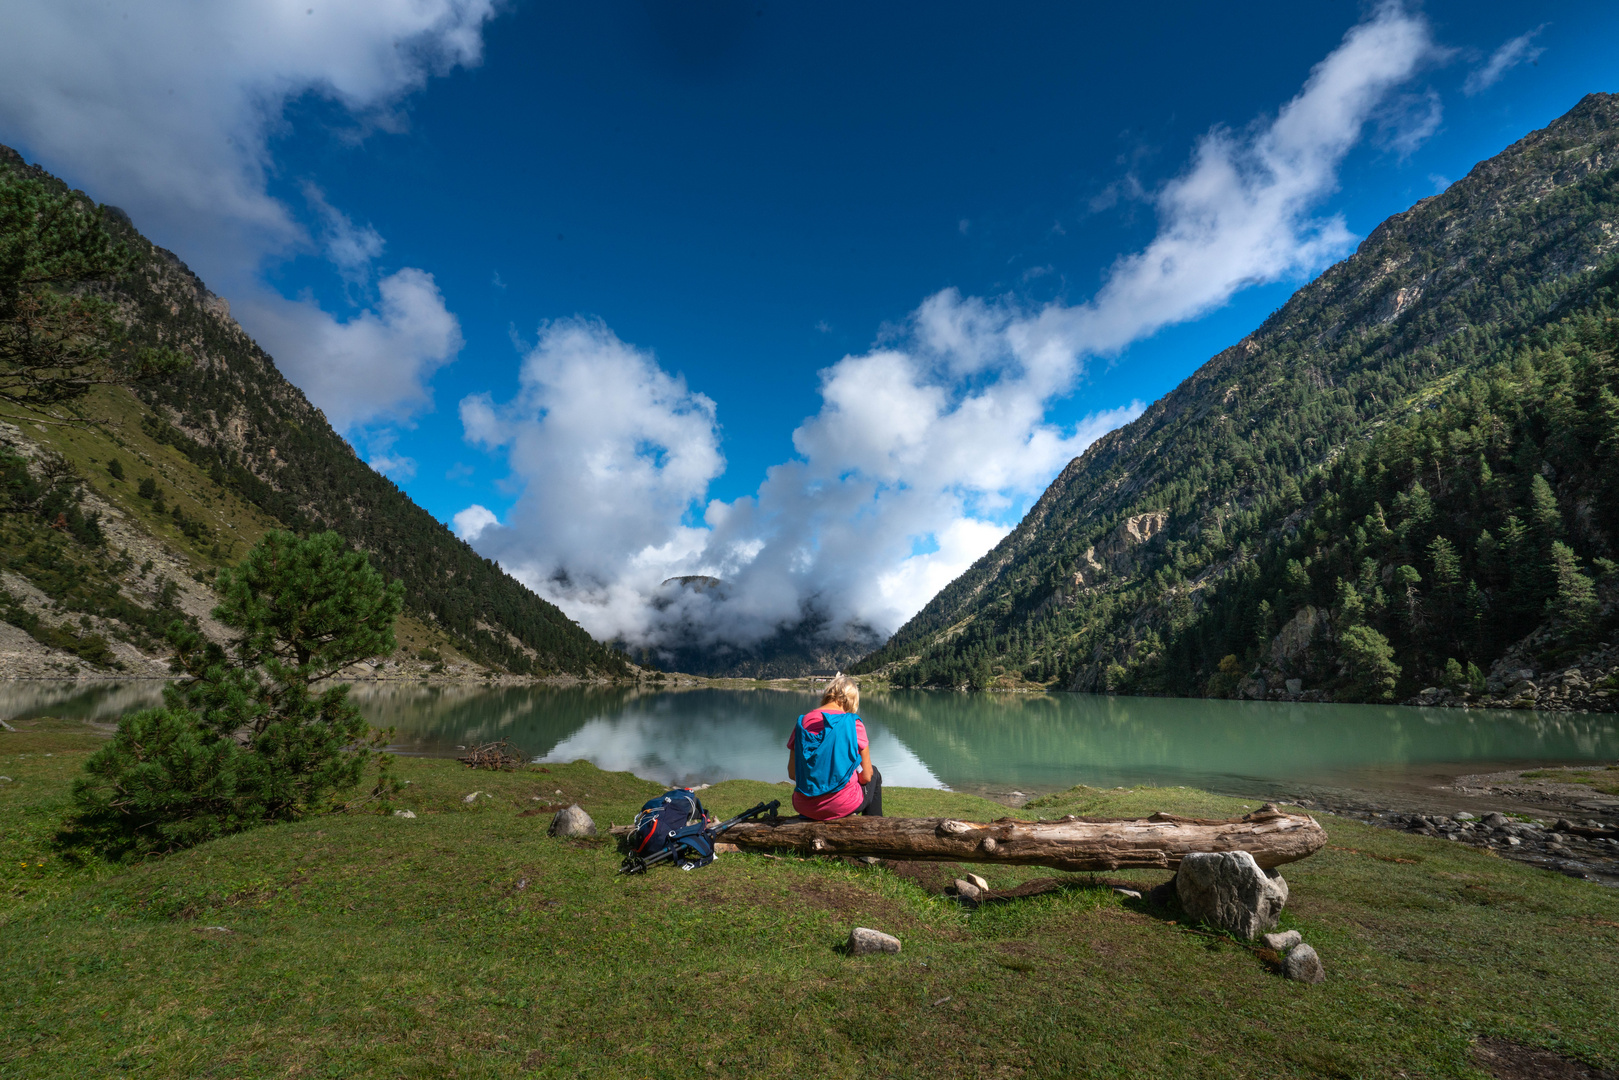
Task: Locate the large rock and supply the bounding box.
[1282,943,1326,984]
[847,927,901,956]
[1176,851,1289,939]
[549,804,596,837]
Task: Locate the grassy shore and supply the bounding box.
[3,718,1617,1079]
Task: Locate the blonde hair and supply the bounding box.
[819,673,860,714]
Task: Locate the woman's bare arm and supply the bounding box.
[859,744,873,785]
[787,752,796,782]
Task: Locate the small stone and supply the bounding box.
[965,873,990,892]
[0,776,11,783]
[393,809,417,819]
[1112,887,1143,900]
[462,792,482,804]
[847,927,901,956]
[1505,836,1522,846]
[1454,812,1475,821]
[1282,943,1326,984]
[1482,812,1509,828]
[1262,930,1302,951]
[549,804,595,837]
[1547,843,1574,857]
[1285,679,1302,694]
[954,878,983,905]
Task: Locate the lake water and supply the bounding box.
[4,681,1617,804]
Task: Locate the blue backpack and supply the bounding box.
[792,710,861,797]
[626,789,717,871]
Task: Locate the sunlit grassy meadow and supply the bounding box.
[2,717,1616,1079]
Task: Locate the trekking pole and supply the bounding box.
[619,799,780,874]
[711,798,781,837]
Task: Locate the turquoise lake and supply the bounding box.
[4,681,1617,802]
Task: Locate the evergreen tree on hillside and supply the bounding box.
[60,532,404,860]
[0,169,178,416]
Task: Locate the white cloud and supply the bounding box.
[0,0,497,431]
[239,268,463,432]
[453,504,499,541]
[1464,26,1546,96]
[366,430,417,480]
[463,3,1442,663]
[463,319,725,638]
[1375,89,1444,158]
[305,182,386,282]
[1058,1,1437,354]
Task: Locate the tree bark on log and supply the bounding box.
[714,803,1325,872]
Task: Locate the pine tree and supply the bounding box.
[1340,624,1401,701]
[1547,540,1598,637]
[0,170,179,416]
[61,531,404,859]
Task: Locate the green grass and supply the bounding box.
[3,721,1618,1078]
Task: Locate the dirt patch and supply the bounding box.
[518,803,566,818]
[1472,1038,1619,1080]
[788,876,896,921]
[876,860,987,894]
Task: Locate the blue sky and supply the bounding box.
[1,1,1614,652]
[261,2,1610,510]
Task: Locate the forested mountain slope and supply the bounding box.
[857,93,1619,706]
[0,144,628,679]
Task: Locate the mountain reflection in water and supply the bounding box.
[3,682,1615,796]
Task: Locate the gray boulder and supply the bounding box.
[1176,851,1289,939]
[1282,943,1326,984]
[847,927,901,956]
[548,804,596,837]
[953,879,983,906]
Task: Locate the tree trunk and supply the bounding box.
[716,803,1325,872]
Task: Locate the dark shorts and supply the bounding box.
[849,766,883,817]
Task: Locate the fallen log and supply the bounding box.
[713,803,1324,872]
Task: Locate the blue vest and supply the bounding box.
[793,710,861,797]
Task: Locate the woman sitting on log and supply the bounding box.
[787,674,882,819]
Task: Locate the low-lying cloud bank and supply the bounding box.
[457,2,1443,668]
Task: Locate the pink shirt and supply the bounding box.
[787,709,869,820]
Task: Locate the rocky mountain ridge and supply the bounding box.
[0,145,630,682]
[858,93,1619,705]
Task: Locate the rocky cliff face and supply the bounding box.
[858,94,1619,702]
